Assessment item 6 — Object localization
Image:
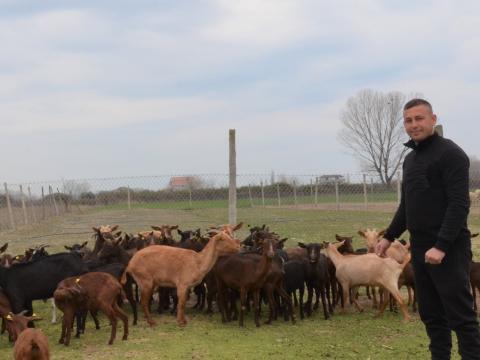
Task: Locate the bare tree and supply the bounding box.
[338,89,411,185]
[62,180,91,199]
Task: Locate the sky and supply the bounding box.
[1,0,479,184]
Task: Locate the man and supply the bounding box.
[376,98,480,359]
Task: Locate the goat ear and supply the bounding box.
[233,222,243,231]
[378,229,386,237]
[472,233,479,238]
[151,226,161,231]
[92,227,100,233]
[81,241,88,248]
[177,229,183,235]
[171,225,179,230]
[114,231,122,238]
[298,242,306,248]
[64,245,72,251]
[357,230,366,238]
[110,225,119,232]
[0,243,8,253]
[335,234,342,241]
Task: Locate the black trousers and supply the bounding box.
[412,241,480,360]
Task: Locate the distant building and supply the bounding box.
[169,176,198,190]
[317,174,345,184]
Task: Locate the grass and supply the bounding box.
[1,206,479,359]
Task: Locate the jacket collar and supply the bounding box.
[404,132,439,151]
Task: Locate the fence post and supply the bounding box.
[363,174,368,210]
[397,171,402,205]
[248,185,253,207]
[4,183,16,230]
[57,187,68,213]
[19,185,28,225]
[188,187,193,208]
[127,186,132,210]
[49,185,59,216]
[41,186,46,220]
[335,179,340,211]
[310,179,313,201]
[277,183,281,206]
[261,181,265,207]
[293,180,298,208]
[28,186,37,223]
[315,178,318,207]
[228,129,237,225]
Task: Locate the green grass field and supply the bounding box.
[1,206,479,359]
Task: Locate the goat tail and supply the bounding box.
[400,252,411,269]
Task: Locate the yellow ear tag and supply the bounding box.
[32,313,37,317]
[75,278,80,283]
[6,314,12,320]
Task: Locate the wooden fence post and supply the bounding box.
[49,185,59,216]
[335,179,340,211]
[315,178,318,207]
[363,174,368,210]
[4,183,15,230]
[293,181,298,208]
[228,129,237,225]
[28,186,37,223]
[41,186,46,220]
[277,183,281,206]
[19,185,28,225]
[261,181,265,207]
[397,171,402,205]
[127,186,132,210]
[248,185,253,207]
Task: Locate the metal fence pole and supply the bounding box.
[188,187,193,208]
[315,178,318,207]
[4,183,15,230]
[335,179,340,211]
[363,174,368,210]
[28,186,37,223]
[277,183,281,206]
[127,186,132,210]
[19,185,28,225]
[228,129,237,225]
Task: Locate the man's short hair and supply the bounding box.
[404,98,433,112]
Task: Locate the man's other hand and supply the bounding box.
[425,247,445,265]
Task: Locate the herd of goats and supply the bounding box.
[1,222,480,359]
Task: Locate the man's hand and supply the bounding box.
[375,238,391,257]
[425,247,445,265]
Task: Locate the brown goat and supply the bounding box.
[54,272,128,346]
[122,230,240,326]
[5,313,49,360]
[214,237,276,327]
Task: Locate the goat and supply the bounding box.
[5,312,49,359]
[121,230,240,326]
[0,253,88,314]
[54,272,128,346]
[91,225,120,258]
[298,242,331,319]
[325,240,410,322]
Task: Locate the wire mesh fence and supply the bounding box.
[1,172,479,240]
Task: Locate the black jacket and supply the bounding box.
[384,132,470,252]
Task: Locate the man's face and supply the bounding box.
[403,105,437,142]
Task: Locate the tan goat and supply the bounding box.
[121,230,240,326]
[325,241,410,322]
